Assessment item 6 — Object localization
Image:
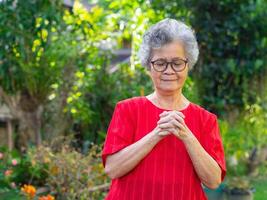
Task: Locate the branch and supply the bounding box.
[88,182,110,192]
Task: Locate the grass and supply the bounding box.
[0,191,24,200]
[252,176,267,200]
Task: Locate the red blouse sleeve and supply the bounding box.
[101,101,135,167]
[202,114,226,181]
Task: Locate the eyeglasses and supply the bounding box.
[150,58,188,72]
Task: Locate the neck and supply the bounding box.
[153,89,189,110]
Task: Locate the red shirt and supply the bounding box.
[102,96,226,200]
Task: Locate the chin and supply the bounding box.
[158,86,181,93]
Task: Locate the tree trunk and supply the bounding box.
[0,87,43,151]
[43,64,76,141]
[16,106,43,151]
[7,119,13,151]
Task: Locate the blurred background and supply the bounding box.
[0,0,266,199]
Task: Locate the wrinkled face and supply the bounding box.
[148,41,188,94]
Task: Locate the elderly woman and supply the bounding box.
[102,18,226,200]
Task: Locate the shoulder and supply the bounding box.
[189,102,218,123]
[189,103,220,136]
[117,96,147,109]
[114,96,146,119]
[113,97,147,126]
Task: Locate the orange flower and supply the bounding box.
[21,184,36,198]
[38,194,55,200]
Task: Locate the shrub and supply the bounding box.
[27,137,109,200]
[220,98,267,177]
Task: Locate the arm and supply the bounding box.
[104,128,165,179]
[158,111,222,189]
[183,133,222,189]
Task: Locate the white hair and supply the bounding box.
[138,18,199,70]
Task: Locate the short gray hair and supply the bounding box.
[138,18,199,70]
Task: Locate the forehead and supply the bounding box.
[151,41,185,59]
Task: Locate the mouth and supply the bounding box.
[161,79,177,81]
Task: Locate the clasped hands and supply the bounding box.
[156,110,193,141]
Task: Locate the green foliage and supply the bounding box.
[0,0,64,98]
[0,0,109,102]
[0,190,24,200]
[220,98,267,177]
[151,0,190,22]
[66,59,152,144]
[0,146,48,191]
[187,0,267,115]
[252,177,267,200]
[0,147,18,189]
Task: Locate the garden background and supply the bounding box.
[0,0,266,199]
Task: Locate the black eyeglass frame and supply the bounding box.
[150,58,188,72]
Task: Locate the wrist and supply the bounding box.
[181,132,195,143]
[151,127,164,141]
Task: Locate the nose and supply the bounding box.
[163,63,175,74]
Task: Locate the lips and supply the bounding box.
[161,79,177,81]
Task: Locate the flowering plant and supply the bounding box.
[21,184,55,200]
[0,147,20,190]
[26,138,109,200]
[0,147,51,199]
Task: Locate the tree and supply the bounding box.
[187,0,267,116]
[0,0,109,149]
[0,0,66,149]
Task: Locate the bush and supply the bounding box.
[0,146,51,199]
[188,0,267,116]
[0,146,47,190]
[27,137,108,200]
[220,98,267,177]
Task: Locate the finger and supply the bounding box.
[158,118,183,130]
[157,115,172,124]
[157,127,171,136]
[158,122,174,129]
[169,128,178,134]
[174,117,188,129]
[173,111,185,119]
[174,122,187,132]
[159,111,169,117]
[161,127,180,137]
[159,111,184,122]
[161,110,185,121]
[158,131,171,136]
[171,119,183,128]
[171,114,185,124]
[160,120,184,131]
[162,112,185,124]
